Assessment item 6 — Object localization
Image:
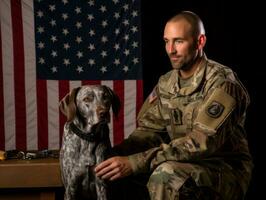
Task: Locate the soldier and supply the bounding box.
[95,11,253,200]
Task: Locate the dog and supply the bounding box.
[59,85,120,200]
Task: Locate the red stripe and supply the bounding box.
[59,81,70,147]
[113,80,124,145]
[136,80,143,118]
[0,19,4,150]
[37,79,48,150]
[82,80,101,85]
[11,0,27,150]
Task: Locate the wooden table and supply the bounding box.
[0,158,63,200]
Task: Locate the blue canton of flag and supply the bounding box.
[34,0,142,80]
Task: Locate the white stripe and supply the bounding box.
[22,0,38,150]
[70,80,82,90]
[1,0,16,150]
[47,80,60,149]
[101,80,114,146]
[124,80,136,139]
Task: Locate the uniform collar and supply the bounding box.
[169,54,208,96]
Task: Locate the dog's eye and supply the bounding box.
[84,94,94,102]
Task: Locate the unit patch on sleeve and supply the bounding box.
[206,101,224,118]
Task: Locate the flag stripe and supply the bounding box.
[136,80,143,119]
[11,0,27,150]
[2,0,16,150]
[47,80,60,149]
[113,80,124,145]
[22,0,38,150]
[0,10,4,150]
[37,79,48,150]
[59,80,70,147]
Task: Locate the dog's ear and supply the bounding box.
[59,87,80,122]
[103,85,121,118]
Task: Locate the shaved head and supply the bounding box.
[168,11,205,39]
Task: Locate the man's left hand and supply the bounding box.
[95,156,133,181]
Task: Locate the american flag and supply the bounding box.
[0,0,143,151]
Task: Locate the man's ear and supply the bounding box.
[197,34,206,50]
[59,87,80,122]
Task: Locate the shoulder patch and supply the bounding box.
[148,88,158,103]
[206,101,224,118]
[194,88,236,132]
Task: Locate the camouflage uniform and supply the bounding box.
[113,54,253,200]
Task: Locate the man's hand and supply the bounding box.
[95,156,133,181]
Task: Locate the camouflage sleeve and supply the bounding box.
[128,81,249,174]
[112,86,169,157]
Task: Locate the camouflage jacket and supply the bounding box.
[114,55,253,194]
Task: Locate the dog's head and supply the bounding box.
[59,85,120,125]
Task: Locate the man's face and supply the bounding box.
[163,20,198,70]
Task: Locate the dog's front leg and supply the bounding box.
[95,142,110,200]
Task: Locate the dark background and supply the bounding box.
[141,0,264,199]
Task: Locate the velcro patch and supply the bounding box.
[194,88,236,132]
[206,101,224,118]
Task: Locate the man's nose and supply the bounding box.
[167,42,176,54]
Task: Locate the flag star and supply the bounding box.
[123,19,129,26]
[131,26,138,33]
[38,57,45,64]
[88,59,95,66]
[132,10,138,17]
[123,34,129,41]
[37,10,44,18]
[132,57,139,64]
[51,50,58,57]
[123,49,130,56]
[99,5,107,13]
[76,51,83,58]
[63,43,70,50]
[76,66,83,73]
[123,65,129,72]
[88,14,94,21]
[114,59,120,66]
[114,12,120,19]
[75,7,81,14]
[112,0,119,4]
[62,0,68,5]
[101,36,108,43]
[62,13,68,20]
[101,20,108,28]
[49,4,56,11]
[88,0,94,6]
[50,19,56,26]
[89,29,95,36]
[37,26,44,33]
[51,66,57,73]
[76,21,82,29]
[76,36,82,43]
[132,41,138,48]
[63,58,70,66]
[101,51,107,58]
[37,42,45,49]
[88,43,95,51]
[62,28,69,35]
[114,43,120,50]
[114,28,120,35]
[123,4,129,11]
[100,66,107,73]
[51,35,57,42]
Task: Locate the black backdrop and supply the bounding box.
[141,1,264,199]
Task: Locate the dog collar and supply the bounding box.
[69,122,109,142]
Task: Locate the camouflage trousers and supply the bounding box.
[147,161,243,200]
[109,161,243,200]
